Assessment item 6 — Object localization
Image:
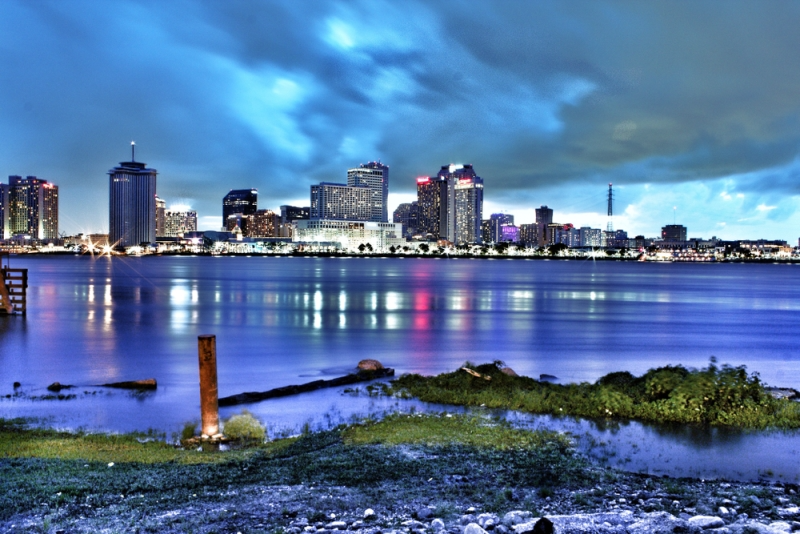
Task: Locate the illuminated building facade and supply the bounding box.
[293,220,404,251]
[164,209,197,237]
[662,224,687,242]
[392,201,418,237]
[7,175,59,240]
[252,209,279,237]
[519,224,538,247]
[0,184,7,239]
[310,182,372,221]
[488,213,514,243]
[222,189,257,229]
[535,205,553,246]
[579,227,602,247]
[155,196,166,237]
[109,155,157,247]
[438,164,483,245]
[416,175,447,239]
[347,161,389,222]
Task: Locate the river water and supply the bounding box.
[1,255,799,482]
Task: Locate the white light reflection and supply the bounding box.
[386,292,400,311]
[314,290,322,311]
[339,291,347,311]
[104,284,112,305]
[339,313,346,328]
[313,312,321,329]
[88,285,95,302]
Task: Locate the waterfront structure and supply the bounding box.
[535,206,553,246]
[5,175,59,240]
[347,161,389,222]
[579,227,602,247]
[155,197,166,237]
[436,164,484,244]
[519,223,538,247]
[163,209,197,237]
[310,182,372,221]
[109,146,157,247]
[222,189,258,231]
[662,224,687,242]
[293,220,404,251]
[416,175,448,239]
[393,201,418,237]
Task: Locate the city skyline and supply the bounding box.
[2,1,800,240]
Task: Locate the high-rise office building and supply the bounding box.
[579,227,602,247]
[416,175,448,239]
[662,224,687,242]
[252,209,279,238]
[488,213,514,243]
[535,206,553,246]
[310,182,372,221]
[519,223,538,247]
[7,175,59,240]
[0,184,8,240]
[278,205,310,238]
[164,209,197,237]
[438,164,483,245]
[393,201,418,237]
[155,196,166,237]
[347,161,389,222]
[222,189,258,229]
[109,146,157,247]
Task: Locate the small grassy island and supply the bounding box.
[389,360,800,430]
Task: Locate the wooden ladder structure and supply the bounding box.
[0,253,27,315]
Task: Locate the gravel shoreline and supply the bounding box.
[2,439,799,533]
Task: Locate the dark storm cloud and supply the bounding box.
[1,0,799,237]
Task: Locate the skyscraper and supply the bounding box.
[488,213,514,243]
[0,184,7,240]
[347,161,389,222]
[109,145,157,247]
[535,205,553,246]
[6,175,59,240]
[155,196,166,238]
[393,201,418,237]
[437,164,483,245]
[416,175,447,239]
[222,189,258,225]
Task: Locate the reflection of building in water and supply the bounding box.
[293,220,405,251]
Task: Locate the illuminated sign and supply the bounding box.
[417,177,430,184]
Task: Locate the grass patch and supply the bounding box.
[343,412,570,450]
[387,360,800,429]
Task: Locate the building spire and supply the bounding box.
[131,141,135,162]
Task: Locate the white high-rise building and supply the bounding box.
[347,161,389,222]
[436,164,484,244]
[310,182,372,221]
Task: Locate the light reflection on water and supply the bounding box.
[0,256,799,481]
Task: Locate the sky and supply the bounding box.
[2,1,800,241]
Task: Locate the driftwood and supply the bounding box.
[461,367,491,381]
[218,368,394,407]
[100,378,157,390]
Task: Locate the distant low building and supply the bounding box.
[293,220,405,251]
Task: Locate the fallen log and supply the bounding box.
[100,378,157,390]
[218,368,394,407]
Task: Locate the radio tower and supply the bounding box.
[606,183,614,233]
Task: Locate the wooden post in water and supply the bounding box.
[197,335,220,437]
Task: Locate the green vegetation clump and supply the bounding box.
[388,360,800,429]
[223,410,267,443]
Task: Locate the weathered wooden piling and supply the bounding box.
[197,335,220,437]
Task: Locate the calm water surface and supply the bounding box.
[1,255,799,482]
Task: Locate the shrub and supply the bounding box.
[223,411,267,442]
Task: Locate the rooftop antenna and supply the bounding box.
[673,206,677,225]
[131,141,135,162]
[606,183,614,232]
